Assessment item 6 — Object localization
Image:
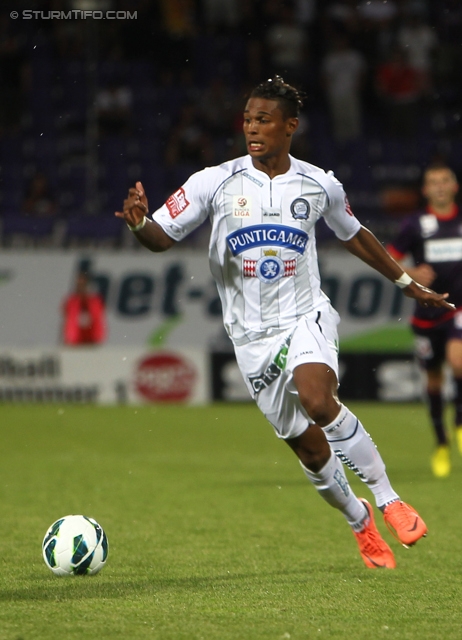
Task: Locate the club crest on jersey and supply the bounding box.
[226,224,308,256]
[256,254,284,283]
[244,250,297,283]
[233,195,252,218]
[290,198,310,220]
[166,188,189,219]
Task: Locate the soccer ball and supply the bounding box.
[42,515,108,576]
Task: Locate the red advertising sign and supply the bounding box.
[135,352,196,402]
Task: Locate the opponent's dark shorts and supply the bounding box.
[412,312,462,370]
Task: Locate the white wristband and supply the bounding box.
[394,272,413,289]
[126,216,147,232]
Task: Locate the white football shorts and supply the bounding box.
[234,301,340,440]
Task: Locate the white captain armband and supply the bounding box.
[126,216,148,232]
[394,272,413,289]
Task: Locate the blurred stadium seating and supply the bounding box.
[0,1,460,248]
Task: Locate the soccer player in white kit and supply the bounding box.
[116,77,454,569]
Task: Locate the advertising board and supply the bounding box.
[0,347,209,405]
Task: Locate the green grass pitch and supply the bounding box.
[1,402,461,639]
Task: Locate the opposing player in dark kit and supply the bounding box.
[388,164,462,477]
[117,77,454,568]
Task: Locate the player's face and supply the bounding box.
[422,168,459,208]
[243,98,298,164]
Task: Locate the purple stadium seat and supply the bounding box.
[1,215,56,247]
[64,215,123,247]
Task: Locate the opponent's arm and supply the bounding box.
[341,226,454,309]
[115,181,175,252]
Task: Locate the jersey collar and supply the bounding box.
[246,154,298,180]
[426,203,459,220]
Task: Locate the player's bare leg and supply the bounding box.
[447,338,462,455]
[290,362,398,506]
[282,364,394,567]
[425,366,450,477]
[289,364,427,557]
[284,366,363,523]
[288,362,427,549]
[426,366,445,442]
[287,363,340,471]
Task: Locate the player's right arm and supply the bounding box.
[321,174,453,309]
[397,262,436,288]
[386,247,437,288]
[115,181,176,252]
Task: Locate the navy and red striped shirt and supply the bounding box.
[387,205,462,328]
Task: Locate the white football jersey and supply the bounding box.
[152,154,360,345]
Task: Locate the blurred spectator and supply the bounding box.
[436,0,462,99]
[240,1,267,82]
[62,272,106,346]
[357,0,398,24]
[376,47,423,137]
[290,111,311,161]
[324,0,361,39]
[397,11,437,94]
[120,0,162,60]
[0,17,29,133]
[51,21,85,59]
[158,0,197,71]
[295,0,317,26]
[201,0,240,31]
[357,0,398,63]
[198,77,236,137]
[322,36,366,143]
[266,2,309,84]
[96,80,133,136]
[166,103,213,168]
[176,68,202,109]
[160,0,197,35]
[165,102,214,182]
[22,172,57,218]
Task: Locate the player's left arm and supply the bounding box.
[342,226,454,309]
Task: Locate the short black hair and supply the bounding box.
[424,162,458,182]
[249,76,304,119]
